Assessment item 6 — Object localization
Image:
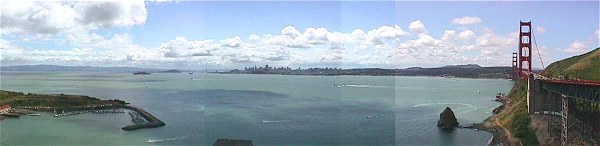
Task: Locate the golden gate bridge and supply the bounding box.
[513,21,600,145]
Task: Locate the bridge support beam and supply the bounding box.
[528,73,543,114]
[561,94,569,146]
[528,73,533,114]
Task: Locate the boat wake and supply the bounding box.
[145,135,191,143]
[412,102,475,108]
[411,102,478,114]
[260,120,291,123]
[343,84,390,88]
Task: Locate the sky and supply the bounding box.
[1,0,599,70]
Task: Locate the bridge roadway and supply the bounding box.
[526,73,600,145]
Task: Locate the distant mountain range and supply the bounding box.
[0,65,161,72]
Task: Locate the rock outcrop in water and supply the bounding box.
[437,107,459,130]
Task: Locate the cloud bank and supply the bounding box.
[5,2,586,70]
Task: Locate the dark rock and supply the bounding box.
[493,105,504,114]
[437,107,459,130]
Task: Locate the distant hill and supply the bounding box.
[0,65,160,72]
[157,69,182,73]
[441,64,481,68]
[224,64,512,78]
[398,66,511,78]
[543,47,600,80]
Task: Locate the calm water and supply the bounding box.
[0,72,512,145]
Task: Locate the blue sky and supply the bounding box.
[1,1,598,70]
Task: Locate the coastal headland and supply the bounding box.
[0,90,164,131]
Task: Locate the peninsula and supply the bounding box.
[0,90,164,131]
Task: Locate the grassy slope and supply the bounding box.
[0,90,124,107]
[498,79,539,145]
[544,47,600,80]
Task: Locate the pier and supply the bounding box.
[120,105,165,131]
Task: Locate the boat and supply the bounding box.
[189,72,193,74]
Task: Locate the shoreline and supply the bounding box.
[470,94,511,145]
[219,72,512,79]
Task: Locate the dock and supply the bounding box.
[120,105,165,131]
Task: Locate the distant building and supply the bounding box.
[0,105,12,114]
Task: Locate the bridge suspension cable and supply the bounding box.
[531,30,546,76]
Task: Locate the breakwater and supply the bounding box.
[20,104,165,131]
[120,105,165,131]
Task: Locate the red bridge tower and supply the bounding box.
[518,21,532,78]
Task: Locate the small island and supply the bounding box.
[157,69,182,73]
[0,90,164,131]
[133,71,151,75]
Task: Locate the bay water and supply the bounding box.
[0,72,512,145]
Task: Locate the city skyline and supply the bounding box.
[1,1,599,70]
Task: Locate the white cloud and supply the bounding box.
[372,25,408,38]
[563,40,589,54]
[1,2,78,35]
[281,25,302,38]
[351,29,367,40]
[221,36,242,48]
[77,1,147,28]
[362,25,408,47]
[1,16,525,69]
[536,26,546,33]
[442,30,457,41]
[1,1,147,35]
[452,16,482,25]
[303,27,331,44]
[476,28,517,48]
[409,20,427,35]
[159,37,216,58]
[596,29,600,39]
[458,30,476,40]
[248,34,261,42]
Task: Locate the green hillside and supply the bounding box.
[493,47,600,145]
[498,79,539,145]
[543,47,600,80]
